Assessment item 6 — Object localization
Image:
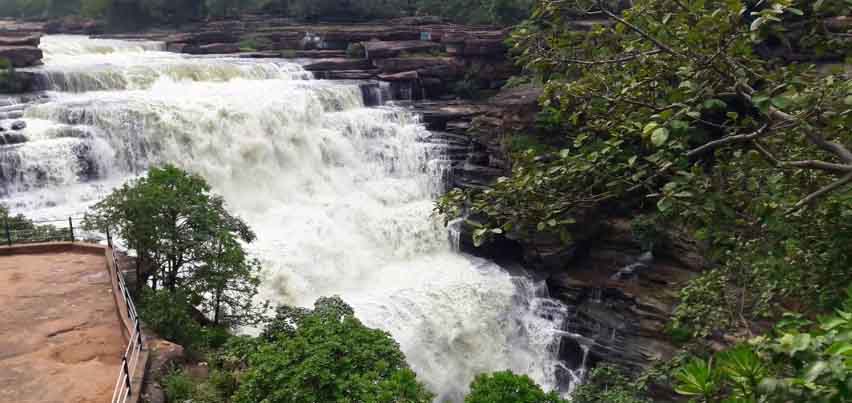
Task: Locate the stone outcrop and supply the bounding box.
[432,83,709,376]
[184,43,241,55]
[363,40,442,59]
[0,46,43,67]
[303,58,374,71]
[0,35,40,47]
[0,28,43,69]
[103,16,518,99]
[545,219,705,372]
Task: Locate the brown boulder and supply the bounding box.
[44,17,103,35]
[319,28,420,43]
[0,35,41,47]
[363,40,442,59]
[373,57,462,78]
[292,50,347,58]
[167,31,238,46]
[303,58,373,71]
[313,70,379,80]
[0,46,43,67]
[462,38,507,57]
[378,70,420,81]
[184,43,240,55]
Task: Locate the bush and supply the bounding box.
[572,365,649,403]
[234,296,433,403]
[465,371,564,403]
[163,369,195,403]
[139,289,204,349]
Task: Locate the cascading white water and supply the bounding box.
[1,35,576,401]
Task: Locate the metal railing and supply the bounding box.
[107,232,145,403]
[2,216,83,245]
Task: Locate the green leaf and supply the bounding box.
[787,7,804,16]
[628,156,638,166]
[703,99,727,110]
[657,198,672,212]
[651,127,670,147]
[771,96,792,109]
[643,122,660,135]
[826,342,852,357]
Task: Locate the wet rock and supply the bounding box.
[43,17,103,35]
[167,31,239,46]
[237,51,282,58]
[184,43,240,55]
[405,100,490,131]
[303,58,373,71]
[292,50,347,58]
[451,162,504,189]
[1,133,26,145]
[461,38,507,57]
[373,57,462,79]
[0,46,43,67]
[378,70,419,81]
[363,40,442,59]
[0,111,24,120]
[543,219,706,373]
[165,42,189,53]
[10,120,25,131]
[312,70,379,80]
[0,35,41,47]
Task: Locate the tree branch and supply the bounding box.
[597,0,685,58]
[782,160,852,174]
[787,172,852,214]
[738,83,852,164]
[686,124,770,158]
[560,49,662,65]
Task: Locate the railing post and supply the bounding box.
[4,218,10,247]
[122,356,132,393]
[106,227,112,248]
[68,217,74,242]
[136,320,143,346]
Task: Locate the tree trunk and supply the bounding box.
[214,289,222,326]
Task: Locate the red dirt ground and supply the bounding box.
[0,251,124,403]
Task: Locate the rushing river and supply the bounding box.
[0,35,576,401]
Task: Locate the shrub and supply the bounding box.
[465,371,564,403]
[234,296,433,403]
[163,369,195,403]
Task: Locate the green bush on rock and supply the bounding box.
[464,371,565,403]
[234,296,433,403]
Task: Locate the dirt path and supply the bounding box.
[0,251,124,403]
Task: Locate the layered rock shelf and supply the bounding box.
[144,17,516,99]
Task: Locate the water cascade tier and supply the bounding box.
[0,35,580,401]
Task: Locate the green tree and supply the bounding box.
[86,165,263,327]
[465,371,565,403]
[438,0,852,336]
[234,296,433,403]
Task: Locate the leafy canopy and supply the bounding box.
[86,164,264,327]
[438,0,852,336]
[234,296,434,403]
[464,371,565,403]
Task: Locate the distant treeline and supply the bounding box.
[1,0,533,26]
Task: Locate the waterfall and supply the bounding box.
[1,35,574,401]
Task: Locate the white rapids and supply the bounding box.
[0,35,575,401]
